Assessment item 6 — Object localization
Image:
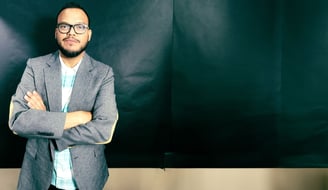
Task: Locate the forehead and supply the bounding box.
[57,8,89,24]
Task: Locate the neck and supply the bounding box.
[59,52,84,68]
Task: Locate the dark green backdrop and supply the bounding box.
[1,0,327,168]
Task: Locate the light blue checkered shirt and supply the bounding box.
[51,57,81,190]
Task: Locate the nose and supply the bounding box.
[67,26,76,35]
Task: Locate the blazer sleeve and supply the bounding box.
[55,66,119,151]
[8,59,66,138]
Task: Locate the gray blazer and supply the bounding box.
[9,51,118,190]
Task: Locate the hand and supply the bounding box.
[24,91,46,111]
[64,111,92,129]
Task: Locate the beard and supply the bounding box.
[57,40,89,58]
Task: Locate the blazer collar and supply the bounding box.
[44,52,60,111]
[44,51,94,112]
[69,53,94,111]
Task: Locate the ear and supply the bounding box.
[88,29,92,41]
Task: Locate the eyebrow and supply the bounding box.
[57,22,88,25]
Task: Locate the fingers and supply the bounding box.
[24,91,46,111]
[25,91,45,110]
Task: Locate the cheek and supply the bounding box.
[81,36,90,44]
[55,33,65,42]
[56,37,64,45]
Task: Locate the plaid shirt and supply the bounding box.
[51,57,81,190]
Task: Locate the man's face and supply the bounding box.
[55,8,92,58]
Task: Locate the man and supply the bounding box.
[8,2,118,190]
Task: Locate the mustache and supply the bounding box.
[63,37,80,43]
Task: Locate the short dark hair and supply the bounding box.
[56,2,90,27]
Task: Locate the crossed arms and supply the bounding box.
[8,57,119,150]
[24,90,92,130]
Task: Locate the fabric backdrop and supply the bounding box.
[1,0,327,168]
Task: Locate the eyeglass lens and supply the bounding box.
[57,24,88,34]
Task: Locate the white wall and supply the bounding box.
[1,168,327,190]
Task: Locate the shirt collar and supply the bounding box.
[59,55,82,72]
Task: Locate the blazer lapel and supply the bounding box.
[44,52,62,112]
[69,53,94,111]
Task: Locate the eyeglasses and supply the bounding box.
[56,23,89,34]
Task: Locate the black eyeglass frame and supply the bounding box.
[56,23,89,34]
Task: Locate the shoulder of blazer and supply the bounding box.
[27,52,58,68]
